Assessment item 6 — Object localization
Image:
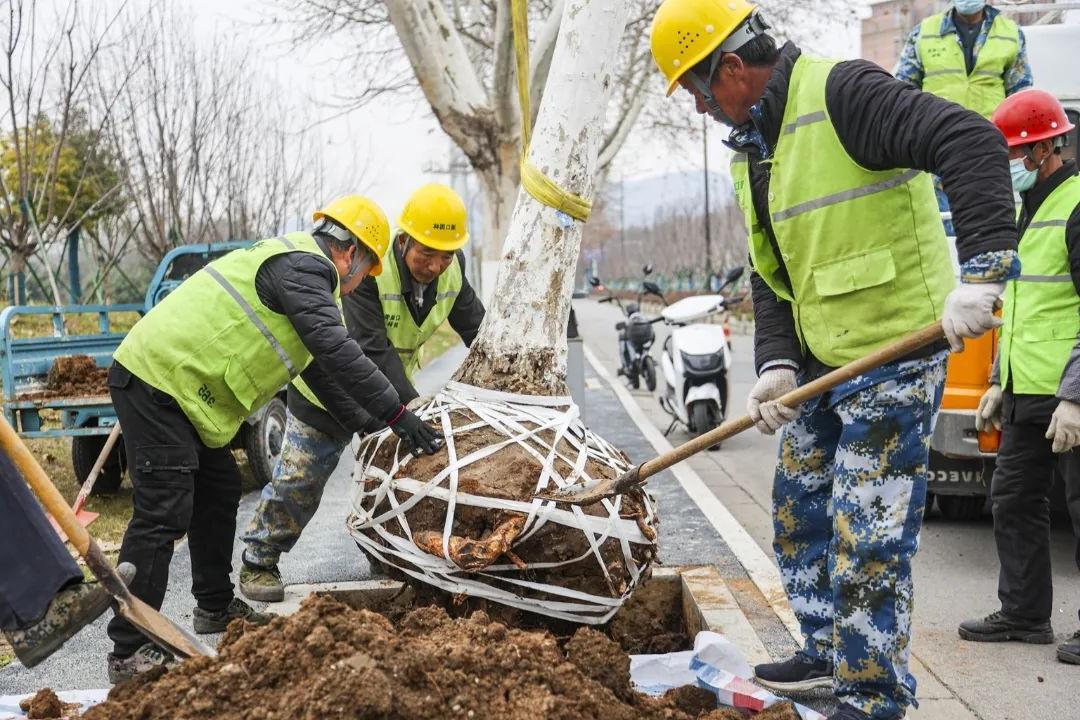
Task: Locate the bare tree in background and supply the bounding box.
[271,0,853,288]
[101,2,368,266]
[0,0,130,304]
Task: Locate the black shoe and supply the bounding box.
[3,563,135,668]
[828,704,872,720]
[1058,628,1080,665]
[192,597,274,634]
[753,651,833,692]
[958,610,1055,644]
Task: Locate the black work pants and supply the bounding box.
[106,362,242,656]
[992,396,1080,622]
[0,448,82,631]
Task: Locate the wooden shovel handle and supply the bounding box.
[0,416,91,555]
[72,423,121,514]
[638,320,945,481]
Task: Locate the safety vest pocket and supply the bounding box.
[223,356,262,413]
[811,247,896,297]
[1018,318,1080,342]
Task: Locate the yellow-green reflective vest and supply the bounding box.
[114,232,338,447]
[916,11,1020,118]
[999,175,1080,395]
[292,246,462,411]
[730,55,955,368]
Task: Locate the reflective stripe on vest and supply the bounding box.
[1000,175,1080,395]
[917,12,1019,118]
[114,232,334,447]
[730,55,954,367]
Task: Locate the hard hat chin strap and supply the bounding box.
[686,71,730,123]
[316,219,375,283]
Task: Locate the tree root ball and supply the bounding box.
[348,385,659,623]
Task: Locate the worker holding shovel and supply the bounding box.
[0,450,135,668]
[651,1,1018,718]
[238,183,484,602]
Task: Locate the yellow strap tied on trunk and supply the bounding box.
[512,0,592,222]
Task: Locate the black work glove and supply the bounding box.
[387,405,443,455]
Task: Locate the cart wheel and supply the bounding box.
[244,397,287,488]
[71,434,126,495]
[937,494,986,521]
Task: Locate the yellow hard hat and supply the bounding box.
[650,0,758,97]
[398,183,469,252]
[313,195,390,276]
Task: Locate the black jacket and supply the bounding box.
[735,43,1018,377]
[288,243,485,438]
[252,236,401,435]
[999,160,1080,423]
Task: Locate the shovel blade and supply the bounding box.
[535,465,644,506]
[48,509,99,537]
[117,593,216,659]
[536,478,622,505]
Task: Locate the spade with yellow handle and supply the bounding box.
[0,415,215,659]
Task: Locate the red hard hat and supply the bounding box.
[991,89,1075,147]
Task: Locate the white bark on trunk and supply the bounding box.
[455,0,629,395]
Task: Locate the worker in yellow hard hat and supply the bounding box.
[239,183,485,603]
[652,1,1020,718]
[104,193,441,682]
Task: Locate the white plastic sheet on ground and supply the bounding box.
[348,382,658,624]
[0,689,107,719]
[631,631,827,720]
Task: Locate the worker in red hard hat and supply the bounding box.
[960,88,1080,667]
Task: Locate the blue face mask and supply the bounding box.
[1010,157,1038,193]
[953,0,986,15]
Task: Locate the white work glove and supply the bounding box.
[974,384,1003,432]
[941,282,1004,352]
[1046,400,1080,453]
[747,367,800,435]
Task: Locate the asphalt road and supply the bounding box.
[576,298,1080,720]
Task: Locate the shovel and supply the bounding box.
[47,424,122,536]
[0,415,216,659]
[542,320,946,506]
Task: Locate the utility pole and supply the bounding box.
[619,174,626,279]
[702,114,712,285]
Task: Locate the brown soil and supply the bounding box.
[19,688,80,719]
[82,595,796,720]
[19,355,108,400]
[356,409,659,606]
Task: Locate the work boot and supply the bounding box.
[192,597,274,634]
[239,561,285,603]
[1058,629,1080,665]
[107,643,175,684]
[958,610,1055,644]
[3,563,135,668]
[753,651,833,692]
[828,704,873,720]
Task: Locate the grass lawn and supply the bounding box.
[419,321,464,369]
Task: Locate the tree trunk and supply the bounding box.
[7,251,28,305]
[476,140,521,302]
[454,0,626,396]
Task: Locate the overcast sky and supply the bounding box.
[182,0,861,221]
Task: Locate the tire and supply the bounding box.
[642,356,657,392]
[923,491,936,521]
[937,494,986,521]
[244,396,287,489]
[628,368,640,390]
[690,401,721,450]
[71,433,126,495]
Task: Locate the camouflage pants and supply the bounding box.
[773,355,946,719]
[241,413,350,568]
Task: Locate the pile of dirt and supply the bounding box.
[82,595,798,720]
[19,355,108,400]
[19,688,80,719]
[355,408,658,606]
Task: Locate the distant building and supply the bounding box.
[861,0,948,71]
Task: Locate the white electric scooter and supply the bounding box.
[653,267,744,446]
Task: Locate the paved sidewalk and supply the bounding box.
[1,340,803,707]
